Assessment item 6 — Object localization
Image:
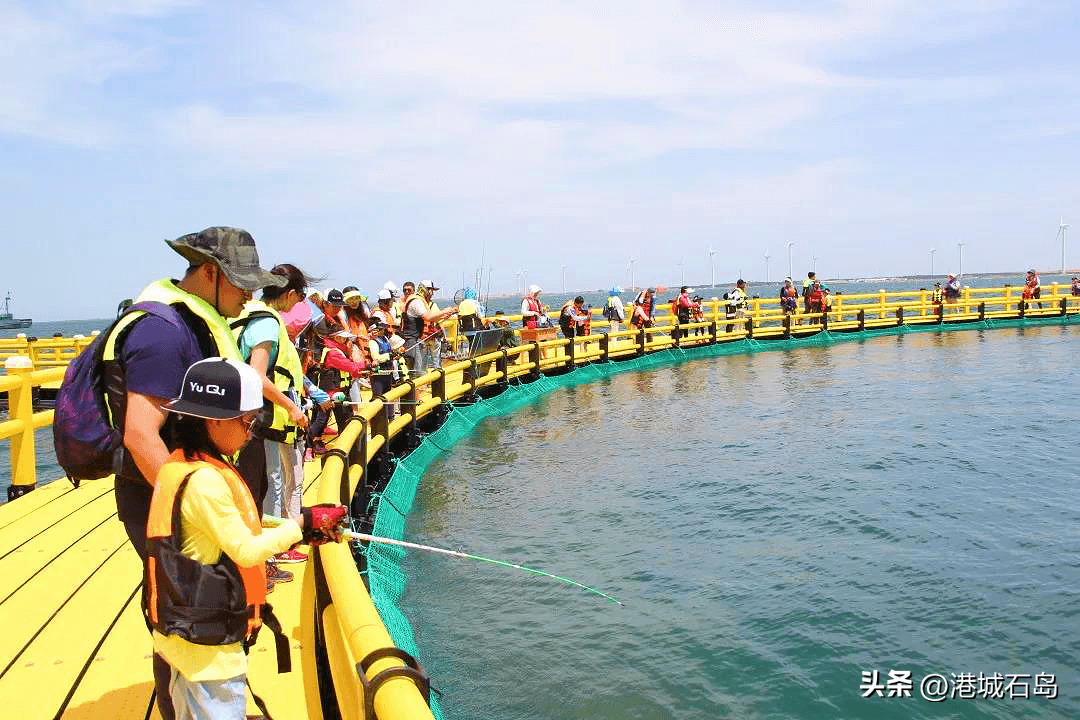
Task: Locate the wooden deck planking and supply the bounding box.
[0,501,118,608]
[0,480,78,531]
[0,482,115,558]
[0,534,141,719]
[0,456,331,718]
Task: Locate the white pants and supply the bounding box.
[263,439,303,519]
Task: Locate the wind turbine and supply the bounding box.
[812,256,819,274]
[957,243,965,278]
[678,257,685,285]
[628,257,637,292]
[787,241,795,280]
[930,248,936,278]
[514,269,523,294]
[764,253,771,282]
[561,264,567,294]
[1058,218,1070,274]
[707,246,717,287]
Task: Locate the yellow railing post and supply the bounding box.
[5,356,37,500]
[919,289,928,316]
[878,289,886,319]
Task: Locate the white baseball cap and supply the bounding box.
[163,358,263,420]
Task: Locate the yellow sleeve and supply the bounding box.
[368,338,390,364]
[182,468,303,567]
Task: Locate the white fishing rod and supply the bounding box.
[263,515,623,605]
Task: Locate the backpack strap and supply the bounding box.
[244,603,292,674]
[231,310,290,384]
[239,602,292,720]
[103,301,190,475]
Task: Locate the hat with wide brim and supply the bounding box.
[166,227,286,292]
[163,358,263,420]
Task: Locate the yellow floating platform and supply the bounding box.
[0,463,325,719]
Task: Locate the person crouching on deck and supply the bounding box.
[145,357,346,720]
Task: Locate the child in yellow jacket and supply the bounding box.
[144,357,346,720]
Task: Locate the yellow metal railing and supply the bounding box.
[0,333,98,369]
[0,358,66,500]
[4,282,1080,719]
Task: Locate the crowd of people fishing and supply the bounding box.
[47,224,1074,720]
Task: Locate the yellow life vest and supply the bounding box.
[319,345,350,390]
[132,278,241,362]
[89,280,241,479]
[230,300,304,444]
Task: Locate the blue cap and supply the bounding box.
[464,287,476,300]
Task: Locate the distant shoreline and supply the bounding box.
[11,270,1079,326]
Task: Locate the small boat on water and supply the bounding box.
[0,292,31,330]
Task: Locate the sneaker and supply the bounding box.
[266,562,293,583]
[275,549,308,564]
[266,577,276,594]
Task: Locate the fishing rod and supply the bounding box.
[263,516,623,606]
[483,266,493,315]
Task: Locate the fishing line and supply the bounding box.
[263,515,623,606]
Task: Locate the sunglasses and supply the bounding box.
[239,412,259,433]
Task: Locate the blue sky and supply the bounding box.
[3,0,1079,320]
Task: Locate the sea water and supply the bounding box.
[400,325,1080,719]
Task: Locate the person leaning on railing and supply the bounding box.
[148,357,346,720]
[559,296,591,340]
[725,279,748,332]
[402,280,457,374]
[631,289,655,329]
[1023,270,1043,310]
[521,284,545,329]
[232,263,318,578]
[674,286,699,339]
[805,281,824,324]
[367,316,398,421]
[944,274,961,305]
[309,329,366,451]
[780,277,799,319]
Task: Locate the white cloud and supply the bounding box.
[4,0,1076,312]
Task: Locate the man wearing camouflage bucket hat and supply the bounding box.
[112,226,282,720]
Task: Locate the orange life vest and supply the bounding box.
[373,307,397,331]
[144,450,285,656]
[522,296,543,329]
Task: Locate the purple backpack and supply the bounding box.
[52,301,184,485]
